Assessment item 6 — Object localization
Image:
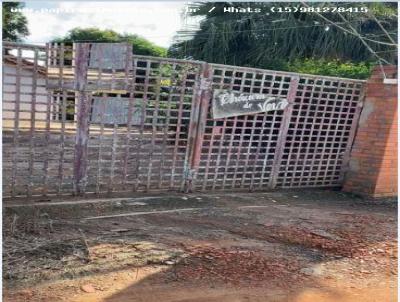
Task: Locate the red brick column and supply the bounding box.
[343,66,398,197]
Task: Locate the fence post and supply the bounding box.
[73,43,91,195]
[184,63,212,193]
[268,76,300,189]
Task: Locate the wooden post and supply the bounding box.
[268,76,300,189]
[185,63,212,192]
[73,43,91,195]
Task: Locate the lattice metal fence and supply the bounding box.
[193,64,294,191]
[190,64,364,191]
[275,77,363,188]
[2,42,366,199]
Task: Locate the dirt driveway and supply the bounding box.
[3,189,397,302]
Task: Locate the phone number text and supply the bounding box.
[270,7,368,13]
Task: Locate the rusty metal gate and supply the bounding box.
[3,42,365,199]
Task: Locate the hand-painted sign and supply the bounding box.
[89,43,130,70]
[212,90,289,119]
[91,97,143,125]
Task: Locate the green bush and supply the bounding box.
[53,28,167,57]
[283,58,373,80]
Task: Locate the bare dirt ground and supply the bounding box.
[3,189,398,302]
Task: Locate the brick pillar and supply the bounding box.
[343,65,398,197]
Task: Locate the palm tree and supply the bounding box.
[169,2,397,72]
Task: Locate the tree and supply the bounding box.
[169,2,397,78]
[53,28,167,57]
[2,2,29,41]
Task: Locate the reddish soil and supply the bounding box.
[3,189,397,301]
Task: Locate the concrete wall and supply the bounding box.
[343,66,398,197]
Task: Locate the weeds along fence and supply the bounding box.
[3,41,366,199]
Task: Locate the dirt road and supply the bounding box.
[3,189,397,301]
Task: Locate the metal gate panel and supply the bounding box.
[3,41,366,199]
[2,42,74,197]
[193,64,298,191]
[84,55,203,193]
[191,65,365,191]
[275,77,364,188]
[3,42,203,198]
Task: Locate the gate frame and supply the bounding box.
[185,63,213,192]
[2,41,367,199]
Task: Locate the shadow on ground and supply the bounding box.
[3,189,398,302]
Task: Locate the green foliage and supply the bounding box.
[122,34,167,57]
[53,28,167,57]
[283,58,373,79]
[169,2,397,78]
[53,28,121,43]
[2,2,29,41]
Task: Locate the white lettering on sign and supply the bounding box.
[212,90,289,119]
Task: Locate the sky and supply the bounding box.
[23,1,196,47]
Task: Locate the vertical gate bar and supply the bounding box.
[298,79,318,187]
[170,67,188,189]
[230,70,248,189]
[51,43,58,120]
[306,81,324,188]
[58,90,67,194]
[268,76,300,189]
[339,84,365,182]
[72,43,78,122]
[258,73,278,189]
[95,44,103,89]
[122,44,134,190]
[322,81,343,185]
[181,64,201,192]
[95,46,105,194]
[108,60,118,193]
[109,120,118,193]
[328,81,346,185]
[183,65,201,192]
[135,59,150,191]
[186,63,212,192]
[27,47,38,197]
[73,43,91,195]
[249,111,269,190]
[134,58,147,191]
[212,68,229,190]
[11,47,22,197]
[313,79,330,187]
[202,125,215,190]
[313,79,333,187]
[240,115,257,189]
[57,44,66,194]
[159,63,175,189]
[221,115,238,189]
[212,67,228,187]
[212,118,227,191]
[240,72,258,189]
[258,111,279,189]
[122,96,134,190]
[231,115,248,189]
[146,62,162,191]
[221,68,238,189]
[96,95,106,194]
[42,43,52,196]
[289,78,316,188]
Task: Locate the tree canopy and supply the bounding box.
[169,2,397,78]
[53,28,167,57]
[2,2,29,42]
